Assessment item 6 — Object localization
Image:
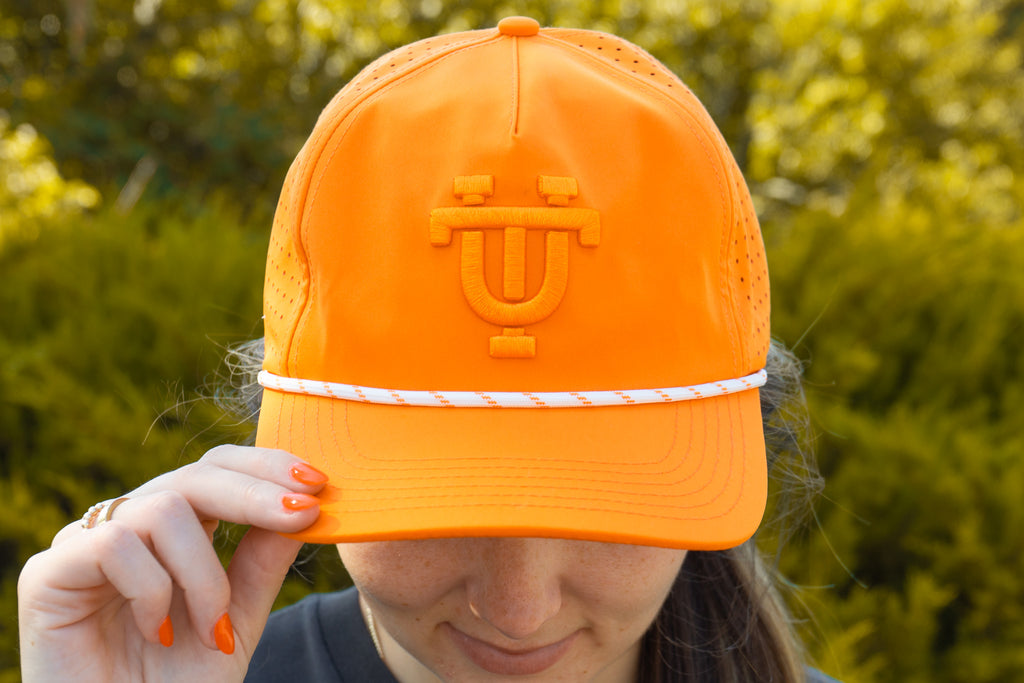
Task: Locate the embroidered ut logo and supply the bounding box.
[430,175,600,358]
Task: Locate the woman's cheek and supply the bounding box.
[566,542,686,602]
[571,548,685,634]
[336,539,469,608]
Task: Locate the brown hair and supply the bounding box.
[638,546,805,682]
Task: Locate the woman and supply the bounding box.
[19,18,834,682]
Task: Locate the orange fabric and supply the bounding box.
[497,16,541,37]
[256,19,770,549]
[537,175,578,206]
[452,174,494,206]
[257,386,766,550]
[502,226,526,300]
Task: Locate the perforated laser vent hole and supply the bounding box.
[264,165,310,335]
[345,34,451,94]
[556,28,699,100]
[730,177,770,362]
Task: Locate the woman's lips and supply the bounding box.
[445,623,578,676]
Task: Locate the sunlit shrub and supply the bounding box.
[0,113,100,246]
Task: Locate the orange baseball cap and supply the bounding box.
[255,17,770,550]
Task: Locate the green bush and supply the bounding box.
[769,196,1024,682]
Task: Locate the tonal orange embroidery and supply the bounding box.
[430,175,600,358]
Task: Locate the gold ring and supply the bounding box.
[80,497,130,529]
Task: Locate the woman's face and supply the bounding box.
[336,537,686,682]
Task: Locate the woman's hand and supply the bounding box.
[17,445,327,683]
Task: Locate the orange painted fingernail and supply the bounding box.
[159,616,174,647]
[214,613,234,655]
[289,462,329,486]
[282,493,320,511]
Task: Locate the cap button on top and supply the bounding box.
[497,16,540,37]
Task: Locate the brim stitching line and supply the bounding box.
[334,392,692,471]
[295,392,739,513]
[325,393,731,505]
[258,368,766,408]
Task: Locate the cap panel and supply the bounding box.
[543,28,769,376]
[290,38,521,387]
[263,30,501,377]
[286,33,745,391]
[513,36,738,384]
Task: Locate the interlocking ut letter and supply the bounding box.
[429,175,600,358]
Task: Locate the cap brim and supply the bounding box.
[256,388,766,550]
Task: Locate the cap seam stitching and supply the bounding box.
[273,161,312,378]
[510,36,521,135]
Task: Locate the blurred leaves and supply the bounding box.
[768,194,1024,682]
[2,0,1024,681]
[0,198,269,668]
[0,113,99,245]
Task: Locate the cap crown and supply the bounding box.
[263,26,768,392]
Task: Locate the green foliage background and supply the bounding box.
[2,1,1023,681]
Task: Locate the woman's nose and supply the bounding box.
[466,538,564,640]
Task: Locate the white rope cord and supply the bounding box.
[258,368,767,408]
